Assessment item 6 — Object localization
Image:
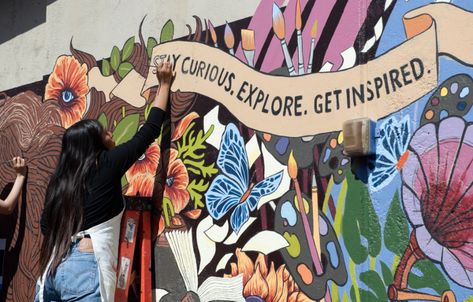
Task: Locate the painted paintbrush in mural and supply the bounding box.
[224,22,235,55]
[208,20,218,47]
[241,29,255,67]
[272,3,296,76]
[307,20,318,74]
[295,0,304,75]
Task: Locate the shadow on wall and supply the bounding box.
[0,0,57,45]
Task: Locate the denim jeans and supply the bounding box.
[34,241,100,301]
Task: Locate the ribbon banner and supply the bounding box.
[141,4,473,137]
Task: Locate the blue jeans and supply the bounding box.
[34,241,100,301]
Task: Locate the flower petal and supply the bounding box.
[442,246,473,288]
[401,184,424,226]
[184,209,202,219]
[171,112,199,141]
[416,225,443,262]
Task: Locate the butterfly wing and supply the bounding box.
[245,170,284,211]
[230,203,250,234]
[205,175,246,220]
[369,115,411,191]
[217,123,249,192]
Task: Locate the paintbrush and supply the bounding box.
[307,20,318,73]
[224,22,235,55]
[272,3,296,76]
[295,0,304,74]
[208,20,218,47]
[241,29,255,67]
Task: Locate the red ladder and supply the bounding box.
[115,196,152,302]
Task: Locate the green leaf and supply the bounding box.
[160,19,174,43]
[409,260,450,295]
[122,37,135,61]
[465,296,473,302]
[358,270,388,302]
[187,179,209,208]
[112,113,140,145]
[121,175,128,188]
[384,191,409,255]
[98,113,108,130]
[380,261,393,286]
[184,159,218,178]
[342,170,381,264]
[110,46,121,71]
[147,37,158,58]
[101,59,111,76]
[118,62,133,78]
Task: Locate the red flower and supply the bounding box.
[126,143,160,197]
[45,56,89,128]
[163,148,189,213]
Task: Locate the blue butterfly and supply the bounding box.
[369,115,411,191]
[205,123,283,233]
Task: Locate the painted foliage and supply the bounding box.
[1,0,473,301]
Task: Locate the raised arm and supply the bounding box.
[106,62,174,175]
[0,157,26,215]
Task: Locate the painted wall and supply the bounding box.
[1,0,473,301]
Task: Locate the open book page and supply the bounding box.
[165,230,198,293]
[166,230,245,302]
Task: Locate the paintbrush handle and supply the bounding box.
[280,39,297,76]
[297,30,304,74]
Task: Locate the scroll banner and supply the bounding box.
[141,3,473,137]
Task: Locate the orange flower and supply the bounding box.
[126,143,160,197]
[163,148,189,213]
[45,56,89,128]
[227,249,314,302]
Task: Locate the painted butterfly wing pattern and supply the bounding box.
[369,115,411,191]
[206,123,283,233]
[216,123,249,190]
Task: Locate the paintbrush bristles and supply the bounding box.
[311,20,319,39]
[241,29,255,51]
[295,0,302,30]
[208,20,217,44]
[224,22,235,49]
[272,3,285,40]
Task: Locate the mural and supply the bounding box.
[1,0,473,302]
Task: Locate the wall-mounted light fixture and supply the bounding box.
[342,118,376,157]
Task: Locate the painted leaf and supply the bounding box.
[342,170,381,264]
[122,36,135,61]
[98,112,108,130]
[147,37,158,58]
[121,175,128,188]
[380,261,393,286]
[160,19,174,43]
[113,113,140,145]
[359,270,388,301]
[187,178,208,208]
[110,46,121,71]
[409,260,450,295]
[101,59,111,76]
[118,62,133,78]
[172,112,199,141]
[384,191,409,255]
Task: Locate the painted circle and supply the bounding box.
[440,87,448,97]
[450,82,459,94]
[425,110,434,120]
[457,101,467,111]
[440,110,449,119]
[319,215,328,236]
[337,132,344,144]
[460,86,470,98]
[330,138,337,149]
[297,264,313,285]
[263,133,272,141]
[431,97,440,106]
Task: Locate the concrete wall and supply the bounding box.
[1,0,473,301]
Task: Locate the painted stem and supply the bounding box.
[392,231,425,290]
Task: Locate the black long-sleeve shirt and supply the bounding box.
[40,108,165,234]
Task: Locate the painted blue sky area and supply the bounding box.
[355,0,473,300]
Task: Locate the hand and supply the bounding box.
[156,61,174,87]
[12,157,26,176]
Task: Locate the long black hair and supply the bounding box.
[40,119,107,274]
